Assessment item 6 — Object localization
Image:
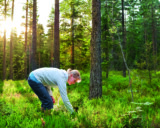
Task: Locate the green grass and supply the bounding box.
[0,71,160,128]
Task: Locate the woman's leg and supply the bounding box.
[28,77,53,110]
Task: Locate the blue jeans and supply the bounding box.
[28,72,53,110]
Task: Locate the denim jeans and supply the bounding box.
[28,73,53,110]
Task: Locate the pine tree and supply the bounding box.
[9,0,14,79]
[53,0,60,68]
[2,0,7,80]
[31,0,37,70]
[89,0,102,99]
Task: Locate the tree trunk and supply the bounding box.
[51,26,54,67]
[3,0,7,80]
[9,0,14,80]
[31,0,37,70]
[29,6,32,73]
[103,23,109,78]
[53,0,60,68]
[89,0,102,99]
[111,1,115,70]
[24,0,28,78]
[29,39,31,73]
[102,1,109,78]
[38,25,43,68]
[71,3,74,69]
[151,2,156,72]
[122,0,126,77]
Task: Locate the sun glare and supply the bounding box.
[0,19,11,38]
[0,18,24,38]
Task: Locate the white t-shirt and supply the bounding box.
[32,67,74,113]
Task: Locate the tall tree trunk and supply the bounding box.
[111,1,115,70]
[71,3,74,69]
[103,23,109,78]
[122,0,126,77]
[53,0,60,68]
[31,0,37,70]
[3,0,7,80]
[89,0,102,99]
[38,46,41,68]
[102,1,109,78]
[51,26,54,67]
[151,1,156,72]
[29,8,32,73]
[9,0,14,79]
[38,26,43,68]
[29,39,31,73]
[24,0,28,78]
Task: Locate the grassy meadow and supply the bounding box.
[0,70,160,128]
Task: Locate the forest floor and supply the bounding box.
[0,70,160,128]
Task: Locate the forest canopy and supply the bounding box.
[0,0,160,80]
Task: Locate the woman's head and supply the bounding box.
[67,68,81,85]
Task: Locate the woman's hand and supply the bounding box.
[50,96,55,104]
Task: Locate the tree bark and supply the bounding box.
[53,0,60,68]
[122,0,126,77]
[51,26,54,67]
[89,0,102,99]
[151,2,156,72]
[29,5,32,73]
[102,1,109,78]
[71,3,74,69]
[3,0,7,80]
[9,0,14,79]
[31,0,37,70]
[24,0,28,78]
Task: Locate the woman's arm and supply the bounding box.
[58,81,74,114]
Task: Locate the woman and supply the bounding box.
[28,67,81,114]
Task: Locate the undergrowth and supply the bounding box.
[0,70,160,128]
